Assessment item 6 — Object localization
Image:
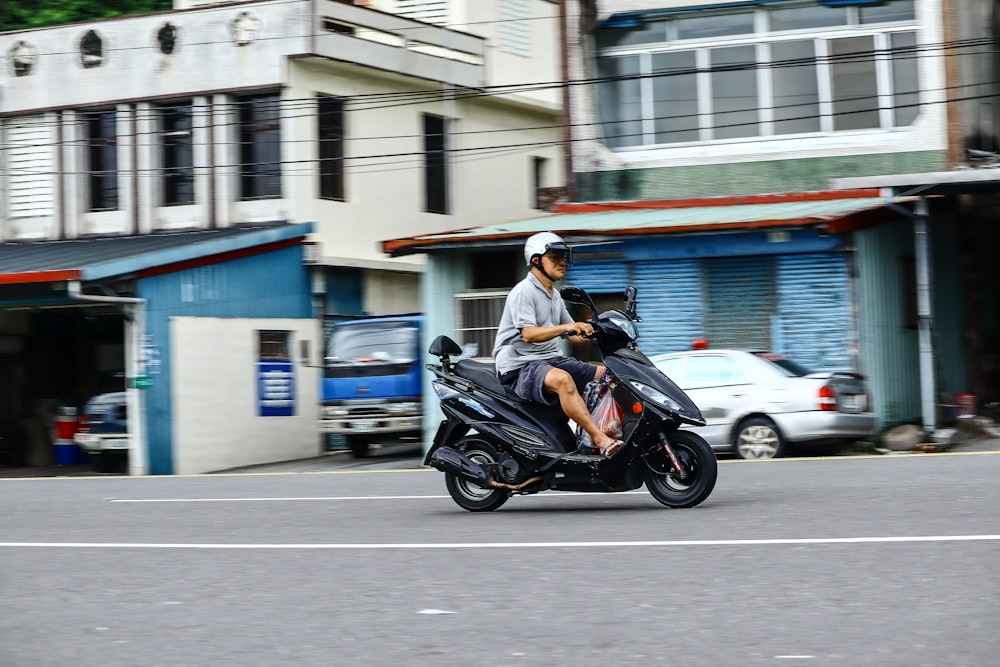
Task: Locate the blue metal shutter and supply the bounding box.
[775,252,853,370]
[631,259,704,355]
[704,256,775,350]
[564,260,630,293]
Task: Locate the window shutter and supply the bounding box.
[6,115,55,219]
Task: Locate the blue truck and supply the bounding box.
[321,315,423,458]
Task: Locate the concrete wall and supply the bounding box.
[170,316,320,475]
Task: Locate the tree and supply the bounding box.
[0,0,172,32]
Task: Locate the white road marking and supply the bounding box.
[1,535,998,550]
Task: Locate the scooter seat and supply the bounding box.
[453,359,520,401]
[452,359,576,453]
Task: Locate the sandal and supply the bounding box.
[601,439,625,458]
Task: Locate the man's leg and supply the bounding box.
[543,368,619,453]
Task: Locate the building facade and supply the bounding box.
[0,0,565,473]
[385,0,1000,449]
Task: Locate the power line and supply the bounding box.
[3,33,996,142]
[8,83,1000,181]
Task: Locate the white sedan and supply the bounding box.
[651,349,876,459]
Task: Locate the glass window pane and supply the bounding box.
[830,36,880,130]
[162,104,194,205]
[652,51,699,143]
[860,0,915,24]
[891,31,920,126]
[677,12,753,40]
[768,4,846,31]
[596,20,667,49]
[771,41,820,134]
[710,45,759,139]
[598,55,643,148]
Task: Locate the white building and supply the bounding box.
[0,0,565,473]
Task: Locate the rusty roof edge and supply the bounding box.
[382,196,915,257]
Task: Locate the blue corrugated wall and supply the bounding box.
[138,246,312,474]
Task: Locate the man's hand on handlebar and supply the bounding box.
[561,321,595,340]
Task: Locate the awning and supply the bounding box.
[0,222,312,306]
[382,190,915,257]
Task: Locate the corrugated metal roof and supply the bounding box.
[382,192,916,256]
[0,223,312,285]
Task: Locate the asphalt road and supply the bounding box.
[2,452,998,667]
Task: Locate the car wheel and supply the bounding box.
[733,417,786,460]
[347,437,370,458]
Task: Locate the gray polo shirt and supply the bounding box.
[492,272,573,374]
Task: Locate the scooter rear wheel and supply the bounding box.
[444,437,509,512]
[644,430,717,508]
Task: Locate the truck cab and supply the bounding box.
[321,315,422,458]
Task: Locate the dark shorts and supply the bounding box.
[509,357,599,405]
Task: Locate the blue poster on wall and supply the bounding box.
[258,361,295,417]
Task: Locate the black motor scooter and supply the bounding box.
[424,285,717,512]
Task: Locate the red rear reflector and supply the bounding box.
[632,402,643,414]
[818,385,837,411]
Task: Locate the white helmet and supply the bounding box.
[523,231,573,267]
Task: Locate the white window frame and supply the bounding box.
[596,1,920,152]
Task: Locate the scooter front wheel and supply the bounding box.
[644,430,717,508]
[444,437,509,512]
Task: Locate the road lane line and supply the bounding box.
[1,535,998,550]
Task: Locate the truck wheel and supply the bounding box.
[348,437,370,458]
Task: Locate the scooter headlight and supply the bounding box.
[627,380,682,412]
[608,315,637,341]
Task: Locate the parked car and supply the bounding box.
[74,392,129,473]
[650,349,875,459]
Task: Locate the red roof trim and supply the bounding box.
[136,238,302,279]
[0,269,81,285]
[550,188,885,214]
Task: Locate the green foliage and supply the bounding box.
[0,0,173,32]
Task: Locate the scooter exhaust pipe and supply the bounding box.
[428,447,492,486]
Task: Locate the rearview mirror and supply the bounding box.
[560,285,598,318]
[624,285,641,321]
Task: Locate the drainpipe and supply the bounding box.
[913,198,936,435]
[68,281,148,476]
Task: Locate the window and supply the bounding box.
[157,23,178,55]
[237,94,282,199]
[259,330,291,360]
[80,30,103,68]
[596,0,919,147]
[232,12,261,46]
[10,41,37,77]
[160,102,195,205]
[423,113,448,214]
[683,355,744,389]
[532,157,547,209]
[318,95,345,201]
[86,110,118,211]
[454,291,508,359]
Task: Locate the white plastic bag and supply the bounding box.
[575,376,623,451]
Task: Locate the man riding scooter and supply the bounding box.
[491,232,624,458]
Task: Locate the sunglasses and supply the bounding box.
[544,250,569,263]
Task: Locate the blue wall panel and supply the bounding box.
[776,253,854,370]
[631,259,704,355]
[139,246,312,474]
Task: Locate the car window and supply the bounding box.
[752,352,812,377]
[684,354,744,388]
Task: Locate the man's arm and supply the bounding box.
[520,322,593,345]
